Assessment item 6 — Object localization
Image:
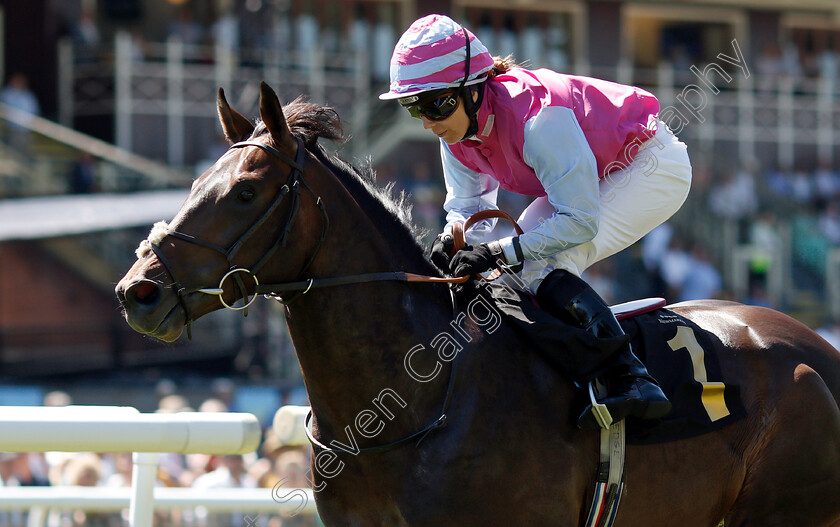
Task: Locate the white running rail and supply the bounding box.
[0,406,268,527]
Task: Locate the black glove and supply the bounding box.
[450,243,500,278]
[429,233,455,273]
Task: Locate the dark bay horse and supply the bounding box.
[116,82,840,527]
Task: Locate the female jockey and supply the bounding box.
[380,14,692,430]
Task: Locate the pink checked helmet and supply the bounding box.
[379,14,494,101]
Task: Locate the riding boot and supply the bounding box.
[536,269,671,430]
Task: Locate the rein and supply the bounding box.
[145,137,520,455]
[149,137,531,321]
[146,136,473,337]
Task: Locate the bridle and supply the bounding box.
[142,133,523,456]
[146,135,466,338]
[147,135,326,337]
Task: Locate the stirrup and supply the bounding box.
[588,379,613,429]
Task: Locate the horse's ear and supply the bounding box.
[217,87,254,143]
[259,82,296,151]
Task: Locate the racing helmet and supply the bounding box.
[379,14,494,101]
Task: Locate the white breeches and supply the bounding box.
[498,122,692,294]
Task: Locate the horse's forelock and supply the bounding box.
[249,98,343,146]
[135,221,171,259]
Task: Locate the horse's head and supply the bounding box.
[116,82,331,341]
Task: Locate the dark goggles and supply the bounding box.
[399,90,460,121]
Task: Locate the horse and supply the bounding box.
[116,82,840,527]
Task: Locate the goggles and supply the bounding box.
[399,91,460,121]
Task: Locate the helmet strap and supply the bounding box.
[460,83,485,141]
[456,25,485,142]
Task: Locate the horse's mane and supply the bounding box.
[250,97,429,256]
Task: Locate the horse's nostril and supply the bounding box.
[131,282,161,305]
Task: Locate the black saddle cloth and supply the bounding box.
[487,284,746,445]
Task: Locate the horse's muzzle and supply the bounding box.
[115,277,185,342]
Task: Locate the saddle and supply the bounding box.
[450,210,745,443]
[488,283,746,445]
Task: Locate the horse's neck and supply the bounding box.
[285,192,454,443]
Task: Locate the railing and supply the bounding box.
[58,33,370,169]
[0,405,321,527]
[0,486,316,515]
[0,406,269,527]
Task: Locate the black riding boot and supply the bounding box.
[536,269,671,430]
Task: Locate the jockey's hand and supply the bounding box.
[429,233,455,273]
[451,243,502,278]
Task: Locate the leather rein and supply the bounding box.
[148,136,522,455]
[148,136,502,337]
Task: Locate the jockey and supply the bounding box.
[380,14,693,430]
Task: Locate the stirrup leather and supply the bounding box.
[588,378,613,429]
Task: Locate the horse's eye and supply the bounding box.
[237,188,255,202]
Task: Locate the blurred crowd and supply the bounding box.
[0,389,320,527]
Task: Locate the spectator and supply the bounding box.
[104,452,133,488]
[72,9,101,62]
[707,168,758,222]
[210,377,237,410]
[818,201,840,246]
[272,448,312,489]
[73,9,100,48]
[43,390,72,407]
[790,171,813,203]
[128,27,147,62]
[781,41,804,82]
[68,151,97,193]
[641,222,674,298]
[0,73,41,157]
[193,454,258,527]
[11,453,49,486]
[248,456,276,488]
[659,237,693,302]
[157,393,191,413]
[818,45,838,84]
[211,9,240,51]
[0,453,25,526]
[766,166,793,199]
[167,8,204,46]
[814,163,840,200]
[0,453,21,486]
[678,244,722,301]
[199,397,229,413]
[62,453,114,527]
[192,455,257,489]
[271,448,320,526]
[295,8,318,69]
[756,44,783,92]
[747,210,782,295]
